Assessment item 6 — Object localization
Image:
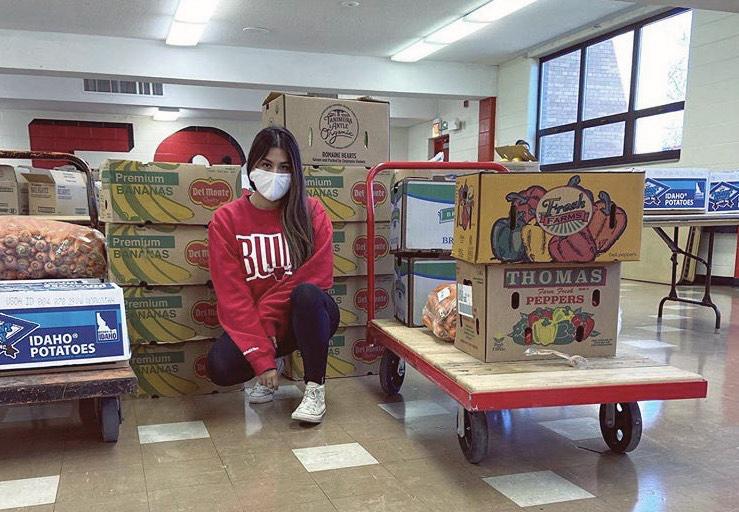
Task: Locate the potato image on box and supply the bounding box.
[304,166,393,222]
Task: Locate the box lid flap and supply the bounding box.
[21,172,54,184]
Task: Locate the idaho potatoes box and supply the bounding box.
[332,222,393,277]
[106,224,210,286]
[287,326,382,380]
[304,166,393,222]
[641,168,710,213]
[391,178,456,252]
[709,170,739,213]
[123,285,222,344]
[262,92,389,167]
[452,171,644,265]
[100,159,240,225]
[0,281,130,371]
[455,261,620,363]
[394,258,456,327]
[131,340,241,397]
[331,275,393,327]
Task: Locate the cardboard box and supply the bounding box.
[330,275,393,327]
[455,261,620,363]
[15,168,29,215]
[100,159,240,225]
[124,285,221,344]
[287,326,382,380]
[22,168,89,216]
[262,92,389,167]
[390,178,456,252]
[708,170,739,214]
[332,222,393,277]
[642,168,710,213]
[0,165,22,215]
[394,258,456,327]
[131,340,241,397]
[106,224,210,286]
[0,280,130,371]
[305,166,393,222]
[452,171,644,264]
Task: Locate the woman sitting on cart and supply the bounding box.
[207,126,338,423]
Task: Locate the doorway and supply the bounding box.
[431,134,449,161]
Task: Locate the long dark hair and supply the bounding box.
[246,127,314,269]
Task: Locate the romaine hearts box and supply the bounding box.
[452,171,644,265]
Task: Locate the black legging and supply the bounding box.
[207,283,340,386]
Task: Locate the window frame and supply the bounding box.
[536,8,690,171]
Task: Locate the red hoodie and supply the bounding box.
[208,194,333,376]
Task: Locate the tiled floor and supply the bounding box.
[0,280,736,511]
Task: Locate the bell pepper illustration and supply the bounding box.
[457,184,474,230]
[588,190,627,254]
[549,229,598,263]
[505,185,546,224]
[532,318,557,346]
[527,308,552,327]
[572,313,596,341]
[491,212,527,262]
[554,320,576,344]
[565,175,595,204]
[521,220,552,262]
[552,306,575,324]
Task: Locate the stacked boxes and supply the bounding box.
[452,171,645,362]
[100,159,241,396]
[263,93,391,378]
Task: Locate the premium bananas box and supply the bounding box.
[390,178,456,252]
[455,261,620,363]
[131,340,241,397]
[124,285,221,344]
[332,222,393,277]
[106,224,210,286]
[0,280,129,371]
[287,326,382,380]
[452,171,645,265]
[100,159,240,225]
[331,275,393,327]
[305,166,393,222]
[394,258,456,327]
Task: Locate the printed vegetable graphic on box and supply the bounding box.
[508,306,600,347]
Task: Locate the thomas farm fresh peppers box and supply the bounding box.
[452,171,644,265]
[455,261,620,363]
[304,166,393,222]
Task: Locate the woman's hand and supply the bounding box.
[257,369,279,390]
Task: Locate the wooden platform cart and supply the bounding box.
[364,162,708,464]
[0,150,137,442]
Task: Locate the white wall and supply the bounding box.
[406,99,481,162]
[389,127,409,162]
[495,57,539,150]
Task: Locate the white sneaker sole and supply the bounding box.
[291,408,326,423]
[246,393,275,404]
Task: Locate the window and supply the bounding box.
[536,9,692,170]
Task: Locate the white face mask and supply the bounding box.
[249,168,292,202]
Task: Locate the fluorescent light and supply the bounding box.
[391,40,446,62]
[174,0,219,24]
[166,20,206,46]
[153,108,181,121]
[465,0,538,23]
[425,19,488,45]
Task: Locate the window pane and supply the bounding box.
[583,32,634,120]
[582,122,625,160]
[636,10,693,109]
[634,110,684,154]
[540,131,575,165]
[540,50,581,129]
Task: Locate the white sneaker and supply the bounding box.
[291,382,326,423]
[245,357,285,404]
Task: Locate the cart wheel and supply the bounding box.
[379,349,405,396]
[457,408,488,464]
[100,397,121,443]
[599,402,642,453]
[79,398,98,425]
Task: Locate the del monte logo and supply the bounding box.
[351,182,387,207]
[191,300,218,327]
[185,240,209,270]
[189,179,233,210]
[319,104,359,149]
[536,185,593,237]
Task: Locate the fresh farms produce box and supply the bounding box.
[0,165,26,215]
[452,171,644,264]
[331,275,393,327]
[394,258,456,327]
[288,326,382,380]
[22,168,89,216]
[106,224,209,285]
[390,178,456,252]
[100,159,240,225]
[304,166,393,222]
[642,168,710,213]
[0,280,130,371]
[709,170,739,213]
[332,222,392,277]
[455,261,620,363]
[262,92,389,167]
[124,285,221,344]
[131,339,241,397]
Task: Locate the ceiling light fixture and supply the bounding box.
[465,0,538,23]
[166,0,219,46]
[391,40,445,62]
[340,1,360,7]
[153,107,181,121]
[242,26,270,33]
[425,18,488,45]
